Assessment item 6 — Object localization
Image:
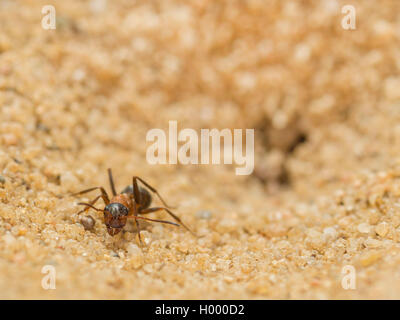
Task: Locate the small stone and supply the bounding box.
[216,218,237,233]
[323,227,337,241]
[178,242,189,253]
[72,68,86,82]
[384,77,400,100]
[143,264,153,273]
[103,254,111,261]
[375,222,389,237]
[126,243,144,269]
[307,229,321,239]
[359,251,381,267]
[127,243,141,255]
[392,216,400,228]
[80,215,96,231]
[3,233,16,245]
[368,210,380,225]
[216,259,230,271]
[357,223,371,234]
[247,279,269,294]
[60,171,79,191]
[2,133,18,146]
[196,210,212,219]
[17,226,27,236]
[0,176,5,184]
[364,238,381,248]
[90,0,107,13]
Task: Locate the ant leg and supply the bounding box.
[131,203,143,246]
[107,168,117,196]
[133,176,175,209]
[76,195,101,215]
[71,186,110,205]
[132,176,141,205]
[140,207,195,236]
[128,216,179,227]
[76,202,104,213]
[135,218,143,246]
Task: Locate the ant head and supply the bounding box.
[104,203,129,235]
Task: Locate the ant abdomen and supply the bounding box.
[121,185,152,209]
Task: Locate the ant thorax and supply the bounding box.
[110,193,133,212]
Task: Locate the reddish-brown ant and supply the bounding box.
[72,168,194,244]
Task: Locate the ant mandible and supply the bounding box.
[73,168,194,244]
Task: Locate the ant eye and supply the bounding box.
[105,203,129,217]
[120,205,129,216]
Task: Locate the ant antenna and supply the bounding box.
[108,168,117,196]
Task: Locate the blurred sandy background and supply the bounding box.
[1,0,400,299]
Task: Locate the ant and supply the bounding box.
[72,168,194,244]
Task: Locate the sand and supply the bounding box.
[1,0,400,299]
